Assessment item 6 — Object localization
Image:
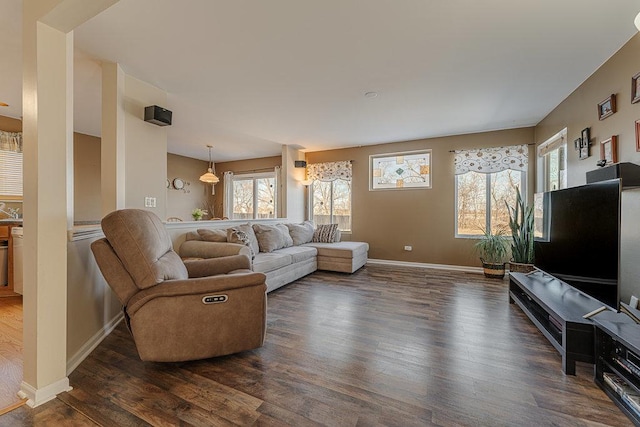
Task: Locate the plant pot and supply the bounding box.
[480,259,506,279]
[509,261,535,274]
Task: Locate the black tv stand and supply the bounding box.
[509,270,607,375]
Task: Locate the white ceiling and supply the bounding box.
[2,1,640,162]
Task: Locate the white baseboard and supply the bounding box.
[18,377,72,408]
[66,312,124,375]
[367,258,483,274]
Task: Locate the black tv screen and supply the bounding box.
[534,179,620,309]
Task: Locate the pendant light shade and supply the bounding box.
[199,145,219,184]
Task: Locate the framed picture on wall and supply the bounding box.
[579,138,589,160]
[600,135,618,165]
[632,72,640,104]
[581,127,590,147]
[636,119,640,152]
[598,95,616,120]
[574,138,581,150]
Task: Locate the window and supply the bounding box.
[0,131,23,199]
[226,171,277,220]
[454,145,528,237]
[537,130,567,192]
[306,160,352,232]
[311,179,352,231]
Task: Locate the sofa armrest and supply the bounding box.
[127,271,266,316]
[183,254,251,278]
[179,240,250,259]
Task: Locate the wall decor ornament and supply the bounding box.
[600,135,618,165]
[369,149,432,190]
[597,94,616,120]
[574,138,581,150]
[632,72,640,104]
[581,127,590,147]
[579,137,590,160]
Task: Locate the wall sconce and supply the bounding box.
[300,179,313,187]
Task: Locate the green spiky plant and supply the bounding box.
[474,228,509,264]
[506,187,534,264]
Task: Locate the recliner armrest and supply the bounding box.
[126,271,266,316]
[183,254,251,278]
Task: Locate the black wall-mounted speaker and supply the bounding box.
[294,160,307,168]
[144,105,172,126]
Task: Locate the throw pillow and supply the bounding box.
[313,223,339,243]
[197,228,227,242]
[276,224,294,247]
[286,221,315,245]
[252,223,286,253]
[226,223,259,255]
[227,228,255,260]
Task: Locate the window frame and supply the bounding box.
[308,179,352,232]
[454,170,527,238]
[230,171,277,220]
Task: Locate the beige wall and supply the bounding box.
[535,33,640,187]
[306,127,535,267]
[123,74,168,217]
[74,133,101,221]
[534,33,640,304]
[212,156,281,218]
[166,153,214,220]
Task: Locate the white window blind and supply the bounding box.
[0,149,23,198]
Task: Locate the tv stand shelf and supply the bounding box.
[509,271,606,375]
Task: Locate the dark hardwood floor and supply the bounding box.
[0,265,632,426]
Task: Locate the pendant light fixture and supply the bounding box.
[199,145,220,184]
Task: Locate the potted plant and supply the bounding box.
[475,228,509,279]
[506,187,535,273]
[191,208,208,221]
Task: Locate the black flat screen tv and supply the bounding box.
[534,179,620,309]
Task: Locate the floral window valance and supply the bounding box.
[306,161,352,182]
[454,144,528,175]
[0,130,22,153]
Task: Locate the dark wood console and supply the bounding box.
[594,307,640,426]
[509,271,606,375]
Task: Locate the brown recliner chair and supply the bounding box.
[91,209,267,362]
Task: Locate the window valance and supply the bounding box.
[306,161,352,182]
[454,144,528,175]
[0,130,22,153]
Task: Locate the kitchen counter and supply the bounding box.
[0,219,22,225]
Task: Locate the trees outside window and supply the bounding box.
[231,173,276,220]
[456,169,525,236]
[311,179,351,231]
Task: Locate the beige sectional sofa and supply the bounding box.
[178,222,369,292]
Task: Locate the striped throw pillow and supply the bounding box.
[313,223,339,243]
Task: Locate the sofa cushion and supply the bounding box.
[312,223,339,243]
[252,252,292,273]
[227,224,259,255]
[303,241,369,259]
[286,221,315,246]
[276,224,294,247]
[274,246,317,263]
[197,228,227,242]
[253,223,289,252]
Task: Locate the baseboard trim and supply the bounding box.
[66,312,124,375]
[18,377,72,408]
[367,258,483,274]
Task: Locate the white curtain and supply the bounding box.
[222,171,234,218]
[454,145,528,175]
[0,131,22,153]
[306,160,352,182]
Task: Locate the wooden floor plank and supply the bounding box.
[0,266,634,426]
[0,296,22,413]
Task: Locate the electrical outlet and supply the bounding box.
[404,245,412,251]
[144,197,157,208]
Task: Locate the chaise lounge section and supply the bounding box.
[178,222,369,292]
